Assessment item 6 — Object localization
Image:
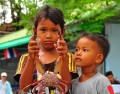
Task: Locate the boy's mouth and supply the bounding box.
[75,58,81,62]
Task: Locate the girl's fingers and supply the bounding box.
[30,36,36,41]
[55,37,68,57]
[28,46,39,54]
[59,39,67,46]
[58,51,66,55]
[28,39,40,50]
[28,46,39,50]
[54,44,57,48]
[28,38,40,58]
[29,49,39,53]
[28,49,39,59]
[55,39,67,47]
[37,38,41,44]
[56,45,67,56]
[28,41,38,46]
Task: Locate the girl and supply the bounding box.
[15,5,77,94]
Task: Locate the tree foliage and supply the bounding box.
[44,0,120,41]
[0,0,120,41]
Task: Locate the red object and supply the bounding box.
[4,48,18,59]
[108,85,114,94]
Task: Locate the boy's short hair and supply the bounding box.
[105,71,113,76]
[80,32,110,62]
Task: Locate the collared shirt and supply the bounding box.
[0,80,13,94]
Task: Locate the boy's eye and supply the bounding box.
[75,48,78,52]
[83,48,88,52]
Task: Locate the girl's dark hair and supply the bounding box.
[34,5,65,33]
[80,32,110,62]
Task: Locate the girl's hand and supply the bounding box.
[28,36,40,60]
[54,37,68,59]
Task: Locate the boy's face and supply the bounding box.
[74,37,103,68]
[36,18,62,50]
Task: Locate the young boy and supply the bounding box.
[72,32,114,94]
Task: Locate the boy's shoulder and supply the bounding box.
[92,72,111,85]
[72,72,110,84]
[95,72,109,80]
[72,73,112,94]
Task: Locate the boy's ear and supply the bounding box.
[95,54,104,64]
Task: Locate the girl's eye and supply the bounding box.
[40,28,46,32]
[52,29,58,33]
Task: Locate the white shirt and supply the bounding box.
[0,82,6,94]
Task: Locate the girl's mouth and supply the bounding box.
[45,41,53,44]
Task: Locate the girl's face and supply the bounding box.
[36,19,62,50]
[74,37,103,68]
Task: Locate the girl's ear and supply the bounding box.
[95,54,104,64]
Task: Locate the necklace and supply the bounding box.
[40,60,57,72]
[36,59,59,75]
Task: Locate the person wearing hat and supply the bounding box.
[0,72,13,94]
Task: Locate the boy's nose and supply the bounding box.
[76,51,82,56]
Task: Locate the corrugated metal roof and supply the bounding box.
[0,29,32,43]
[0,29,32,50]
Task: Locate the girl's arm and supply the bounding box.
[60,54,71,87]
[19,55,35,92]
[19,36,39,92]
[56,37,72,92]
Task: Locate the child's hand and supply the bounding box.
[28,36,40,60]
[54,37,68,59]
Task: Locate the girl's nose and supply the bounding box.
[46,32,52,38]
